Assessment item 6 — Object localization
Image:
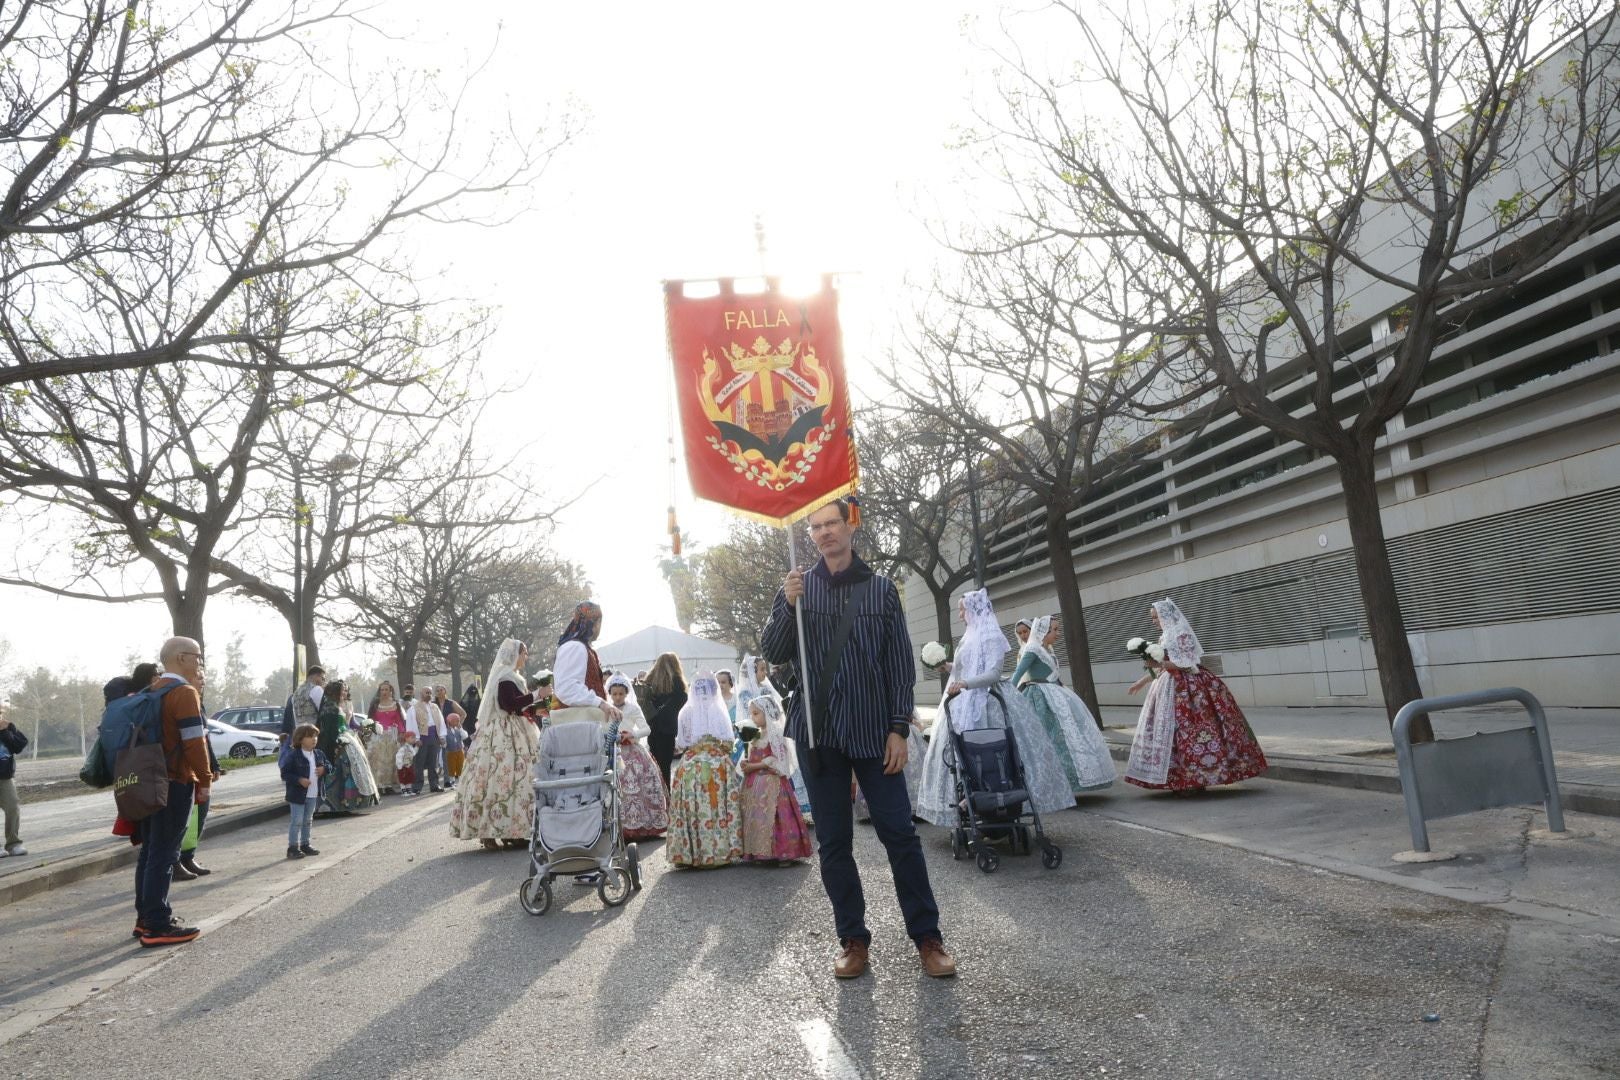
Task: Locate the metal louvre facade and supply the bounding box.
[909,212,1620,708]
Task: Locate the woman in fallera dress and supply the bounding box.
[1012,616,1116,795]
[450,638,543,850]
[665,672,742,869]
[366,681,407,795]
[1124,599,1268,793]
[915,588,1077,828]
[317,681,379,812]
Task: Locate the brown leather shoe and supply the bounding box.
[917,936,957,978]
[833,939,870,979]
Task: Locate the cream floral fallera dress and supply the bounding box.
[450,681,540,842]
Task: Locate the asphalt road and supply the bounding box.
[3,785,1616,1079]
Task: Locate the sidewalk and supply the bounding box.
[0,766,288,906]
[1090,701,1620,817]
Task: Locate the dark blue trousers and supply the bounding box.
[134,781,193,927]
[802,747,941,945]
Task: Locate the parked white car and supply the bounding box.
[206,719,281,760]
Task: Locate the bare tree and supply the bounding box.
[892,245,1189,720]
[854,406,1017,658]
[687,520,811,658]
[976,0,1620,731]
[0,0,567,388]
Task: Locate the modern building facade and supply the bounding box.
[904,40,1620,712]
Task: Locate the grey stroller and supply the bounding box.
[518,715,643,916]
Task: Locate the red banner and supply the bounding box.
[665,277,858,527]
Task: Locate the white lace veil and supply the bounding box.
[677,672,735,748]
[1154,599,1203,668]
[479,637,528,728]
[743,693,795,776]
[1021,614,1059,672]
[955,588,1010,682]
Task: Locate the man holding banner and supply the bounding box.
[761,499,955,980]
[665,275,953,980]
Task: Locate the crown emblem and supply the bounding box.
[724,335,798,375]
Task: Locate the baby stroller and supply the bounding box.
[519,714,643,916]
[942,687,1063,874]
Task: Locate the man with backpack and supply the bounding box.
[129,638,214,947]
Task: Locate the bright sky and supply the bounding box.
[0,0,996,687]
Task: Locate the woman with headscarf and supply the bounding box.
[365,681,408,795]
[915,588,1077,828]
[551,601,615,725]
[736,694,813,864]
[665,672,742,868]
[1125,599,1268,792]
[1012,616,1117,795]
[450,638,542,850]
[641,652,688,786]
[607,671,668,839]
[317,681,378,812]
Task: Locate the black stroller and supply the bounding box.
[942,686,1063,874]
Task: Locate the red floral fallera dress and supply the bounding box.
[1125,666,1269,791]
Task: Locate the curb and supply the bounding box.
[1100,737,1620,820]
[0,799,288,909]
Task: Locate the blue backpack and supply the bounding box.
[98,682,185,776]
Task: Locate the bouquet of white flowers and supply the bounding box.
[1126,637,1166,669]
[920,641,948,668]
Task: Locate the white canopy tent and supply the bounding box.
[594,625,742,678]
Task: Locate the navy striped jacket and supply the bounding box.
[760,554,915,759]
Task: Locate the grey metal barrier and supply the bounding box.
[1392,687,1565,853]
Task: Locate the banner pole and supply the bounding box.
[785,526,816,751]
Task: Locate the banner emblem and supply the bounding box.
[666,277,857,526]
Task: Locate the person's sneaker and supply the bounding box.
[4,842,25,857]
[299,844,320,857]
[139,920,200,948]
[132,921,148,939]
[834,939,870,980]
[916,936,957,978]
[179,854,211,877]
[171,861,198,881]
[287,846,304,860]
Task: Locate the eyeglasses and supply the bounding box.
[180,652,205,665]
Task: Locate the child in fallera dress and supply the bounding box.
[737,696,813,865]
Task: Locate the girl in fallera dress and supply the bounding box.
[737,695,813,864]
[1013,616,1117,795]
[738,653,811,820]
[366,681,407,795]
[606,672,669,840]
[916,588,1078,828]
[450,637,543,850]
[1125,599,1268,793]
[317,681,378,812]
[665,672,742,869]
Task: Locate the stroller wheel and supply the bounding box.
[627,843,643,891]
[519,875,552,916]
[951,830,966,861]
[597,867,634,908]
[975,848,1000,874]
[1041,845,1063,870]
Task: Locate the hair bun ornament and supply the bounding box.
[846,494,861,527]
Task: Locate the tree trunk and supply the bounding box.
[1044,505,1103,724]
[931,583,955,694]
[298,605,321,670]
[448,624,464,696]
[1334,440,1431,741]
[396,642,417,696]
